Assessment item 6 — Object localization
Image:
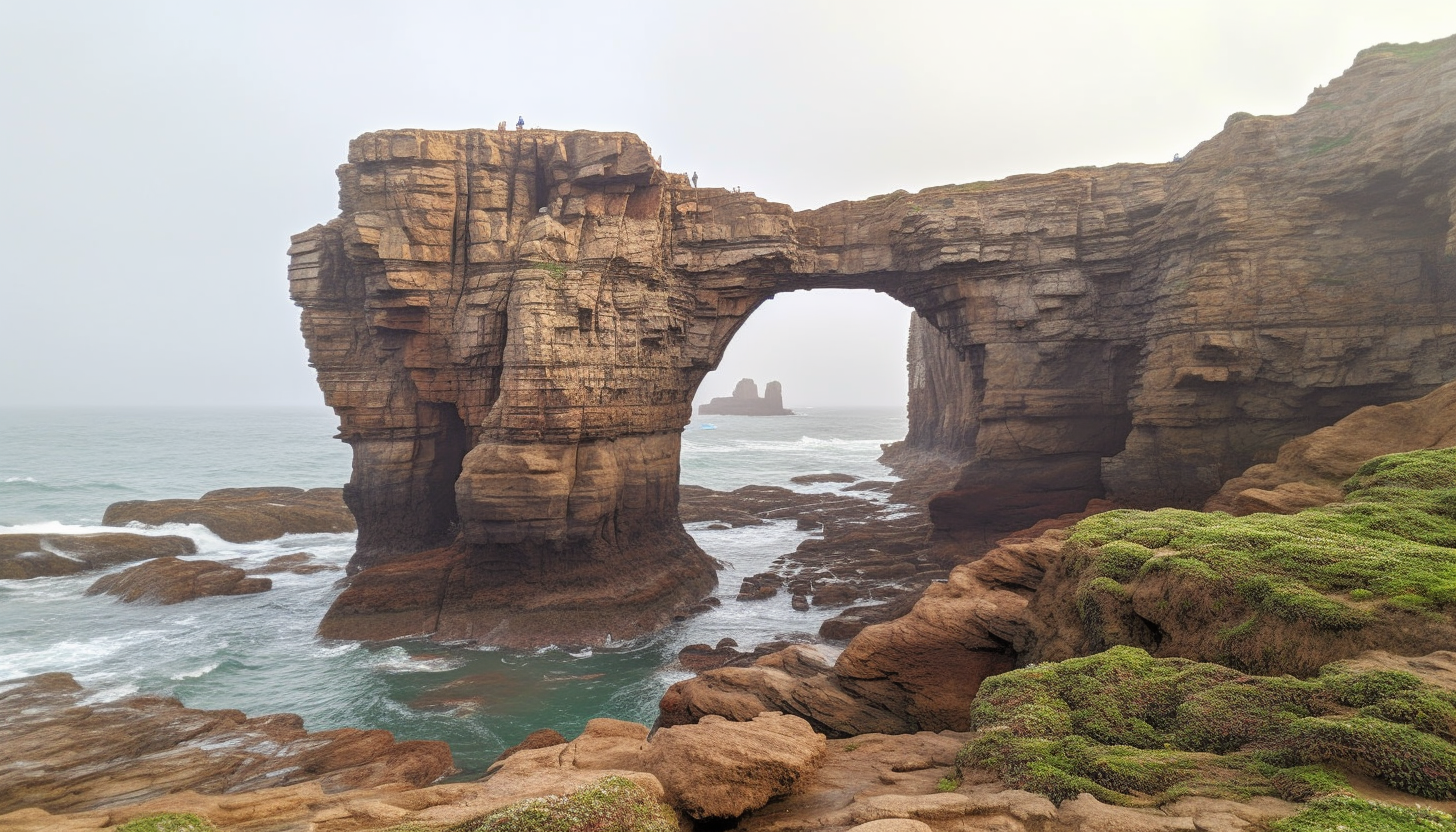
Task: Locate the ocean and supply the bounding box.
[0,405,907,776]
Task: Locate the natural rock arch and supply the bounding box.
[291,41,1456,646]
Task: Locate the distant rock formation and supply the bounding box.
[291,36,1456,646]
[698,379,793,416]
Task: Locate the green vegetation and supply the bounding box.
[115,815,217,832]
[957,646,1456,806]
[1270,797,1456,832]
[935,776,961,792]
[1360,39,1452,64]
[534,261,568,280]
[1064,448,1456,642]
[1306,131,1357,156]
[441,776,676,832]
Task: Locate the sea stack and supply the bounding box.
[698,379,794,416]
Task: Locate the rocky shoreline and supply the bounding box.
[8,34,1456,832]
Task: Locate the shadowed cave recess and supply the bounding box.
[290,48,1456,648]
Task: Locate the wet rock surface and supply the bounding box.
[0,533,197,580]
[104,486,355,543]
[680,481,950,640]
[85,557,272,604]
[0,672,454,816]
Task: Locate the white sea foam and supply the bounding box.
[171,662,221,680]
[79,682,139,705]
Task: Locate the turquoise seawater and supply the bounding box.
[0,406,906,776]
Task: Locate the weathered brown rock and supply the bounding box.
[0,533,196,580]
[0,672,453,815]
[104,487,355,543]
[1205,378,1456,514]
[318,535,714,648]
[492,728,568,764]
[247,552,341,575]
[645,712,826,819]
[84,557,271,604]
[293,39,1456,645]
[660,503,1110,735]
[699,378,794,416]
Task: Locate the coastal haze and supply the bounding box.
[2,1,1455,409]
[6,5,1456,831]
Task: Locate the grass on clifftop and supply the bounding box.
[1066,447,1456,636]
[419,776,677,832]
[1270,797,1456,832]
[957,646,1456,807]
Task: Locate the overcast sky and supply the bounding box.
[3,1,1455,410]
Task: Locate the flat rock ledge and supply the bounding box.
[0,532,197,581]
[104,486,355,543]
[85,557,272,604]
[0,672,453,817]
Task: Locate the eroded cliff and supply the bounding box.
[292,37,1456,645]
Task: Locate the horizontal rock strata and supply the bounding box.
[0,672,453,815]
[85,557,271,604]
[0,532,196,581]
[104,487,354,543]
[294,38,1456,644]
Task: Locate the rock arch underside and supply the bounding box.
[291,41,1456,648]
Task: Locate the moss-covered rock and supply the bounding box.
[957,646,1456,806]
[443,776,676,832]
[1037,448,1456,674]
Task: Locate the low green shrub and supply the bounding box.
[448,776,676,832]
[115,815,217,832]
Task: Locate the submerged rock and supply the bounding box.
[103,486,354,543]
[0,533,197,581]
[85,557,271,604]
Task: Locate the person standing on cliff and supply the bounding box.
[516,116,525,130]
[691,171,698,189]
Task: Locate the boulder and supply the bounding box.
[0,533,196,581]
[103,486,354,543]
[85,557,271,604]
[644,713,826,819]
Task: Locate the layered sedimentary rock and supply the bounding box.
[0,672,452,815]
[293,38,1456,644]
[698,378,793,415]
[104,487,355,543]
[0,533,196,581]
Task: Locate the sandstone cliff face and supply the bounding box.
[292,38,1456,644]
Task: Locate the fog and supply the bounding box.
[3,1,1455,408]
